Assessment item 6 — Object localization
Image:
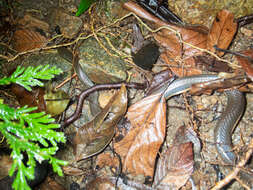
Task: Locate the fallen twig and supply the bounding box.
[211,139,253,190]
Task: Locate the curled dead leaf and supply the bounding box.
[114,93,166,178]
[73,85,127,161]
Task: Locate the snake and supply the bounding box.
[67,53,252,185]
[161,74,252,186]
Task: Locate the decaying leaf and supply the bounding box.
[114,92,166,178]
[236,49,253,81]
[11,84,46,113]
[11,83,69,116]
[153,18,208,76]
[173,125,201,153]
[73,85,127,161]
[207,10,237,57]
[153,142,194,190]
[12,29,48,52]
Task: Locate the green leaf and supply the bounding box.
[0,65,63,91]
[0,103,67,190]
[0,64,67,190]
[76,0,94,16]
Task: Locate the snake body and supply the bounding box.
[162,74,252,185]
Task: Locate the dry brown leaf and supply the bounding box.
[11,84,46,113]
[114,93,166,178]
[153,142,194,190]
[154,24,208,58]
[12,29,48,52]
[73,85,127,161]
[153,20,207,76]
[236,49,253,81]
[207,10,237,57]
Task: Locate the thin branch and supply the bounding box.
[211,139,253,190]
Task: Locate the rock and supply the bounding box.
[51,9,82,39]
[18,14,50,34]
[78,38,129,84]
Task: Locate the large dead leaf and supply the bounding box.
[207,10,237,57]
[153,18,207,76]
[153,142,194,190]
[114,93,166,178]
[236,49,253,81]
[73,85,127,161]
[12,29,48,52]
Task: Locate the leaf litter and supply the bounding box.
[1,0,253,189]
